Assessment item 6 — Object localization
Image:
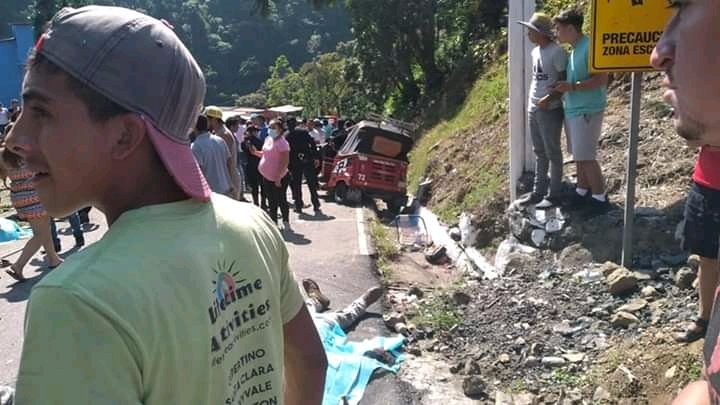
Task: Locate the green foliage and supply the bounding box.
[234,92,268,108]
[411,293,463,332]
[14,0,352,104]
[368,218,398,278]
[551,369,582,386]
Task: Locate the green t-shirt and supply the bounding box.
[15,196,304,404]
[563,35,608,118]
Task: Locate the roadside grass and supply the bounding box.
[551,369,582,387]
[408,58,508,194]
[411,293,463,332]
[368,217,398,279]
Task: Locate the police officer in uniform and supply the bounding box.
[286,117,322,213]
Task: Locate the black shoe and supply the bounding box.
[583,196,611,216]
[75,236,85,248]
[516,192,543,206]
[294,206,303,213]
[54,243,61,253]
[563,192,591,210]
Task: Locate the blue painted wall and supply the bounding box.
[0,24,33,107]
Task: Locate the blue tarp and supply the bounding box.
[0,218,31,243]
[315,319,405,405]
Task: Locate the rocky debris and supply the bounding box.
[558,244,593,271]
[617,298,648,313]
[425,245,448,265]
[452,291,472,306]
[687,254,701,271]
[600,261,621,277]
[664,365,677,379]
[383,312,406,330]
[608,365,642,398]
[593,386,612,402]
[0,386,12,405]
[495,391,538,405]
[641,286,657,298]
[462,375,487,398]
[611,311,640,328]
[552,320,585,337]
[449,227,461,242]
[498,353,511,364]
[407,286,424,299]
[541,356,567,368]
[606,267,639,295]
[562,352,586,363]
[675,267,697,290]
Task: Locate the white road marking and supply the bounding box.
[356,208,369,256]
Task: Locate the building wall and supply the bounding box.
[0,24,33,107]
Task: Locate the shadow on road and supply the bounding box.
[0,273,44,302]
[282,229,312,245]
[298,212,336,222]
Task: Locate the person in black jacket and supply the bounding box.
[286,117,321,213]
[241,125,267,209]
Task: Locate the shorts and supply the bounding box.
[682,182,720,259]
[565,111,604,161]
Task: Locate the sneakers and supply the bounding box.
[564,192,591,210]
[535,196,562,210]
[361,286,384,307]
[516,192,543,206]
[584,196,611,216]
[302,278,330,310]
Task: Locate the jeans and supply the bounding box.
[50,212,84,247]
[263,174,290,223]
[529,107,564,197]
[307,295,369,331]
[290,163,321,210]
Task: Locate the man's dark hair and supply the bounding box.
[553,9,584,32]
[196,115,209,132]
[27,51,129,122]
[226,116,239,128]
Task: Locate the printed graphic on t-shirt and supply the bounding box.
[533,60,549,82]
[208,260,279,405]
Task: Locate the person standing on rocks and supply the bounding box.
[552,9,610,215]
[8,6,326,403]
[651,1,720,403]
[515,12,568,209]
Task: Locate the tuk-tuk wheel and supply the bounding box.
[334,182,348,204]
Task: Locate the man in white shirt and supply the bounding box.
[309,119,326,144]
[0,103,10,135]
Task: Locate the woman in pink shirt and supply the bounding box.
[257,119,291,228]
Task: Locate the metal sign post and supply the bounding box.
[621,72,643,267]
[590,0,672,267]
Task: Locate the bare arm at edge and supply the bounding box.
[672,381,711,405]
[283,305,327,405]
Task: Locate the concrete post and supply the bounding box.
[508,0,536,201]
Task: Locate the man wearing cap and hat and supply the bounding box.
[516,12,568,210]
[6,5,326,404]
[205,105,241,200]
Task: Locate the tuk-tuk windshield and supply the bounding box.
[338,121,414,161]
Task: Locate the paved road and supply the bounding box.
[0,191,414,403]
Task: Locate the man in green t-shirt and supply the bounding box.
[6,6,326,404]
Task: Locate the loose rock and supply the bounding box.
[593,386,611,402]
[611,311,640,328]
[462,375,487,398]
[0,386,13,405]
[600,261,621,277]
[407,286,424,299]
[452,291,472,306]
[383,312,405,330]
[618,298,648,313]
[498,353,511,364]
[525,356,540,367]
[559,244,594,270]
[641,286,657,298]
[562,352,586,363]
[675,267,697,290]
[606,267,638,295]
[541,356,567,368]
[665,365,677,379]
[688,254,701,271]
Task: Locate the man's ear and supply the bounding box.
[110,114,147,160]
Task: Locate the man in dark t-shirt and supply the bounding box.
[651,1,720,403]
[286,117,321,213]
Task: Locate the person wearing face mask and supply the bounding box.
[256,119,291,229]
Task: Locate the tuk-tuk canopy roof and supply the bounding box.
[338,120,414,161]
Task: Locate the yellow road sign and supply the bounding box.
[590,0,674,72]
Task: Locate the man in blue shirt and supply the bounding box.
[552,9,610,215]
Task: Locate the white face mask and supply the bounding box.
[269,128,280,139]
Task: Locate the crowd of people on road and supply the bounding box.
[189,106,359,230]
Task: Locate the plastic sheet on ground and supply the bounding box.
[315,319,405,405]
[0,218,32,243]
